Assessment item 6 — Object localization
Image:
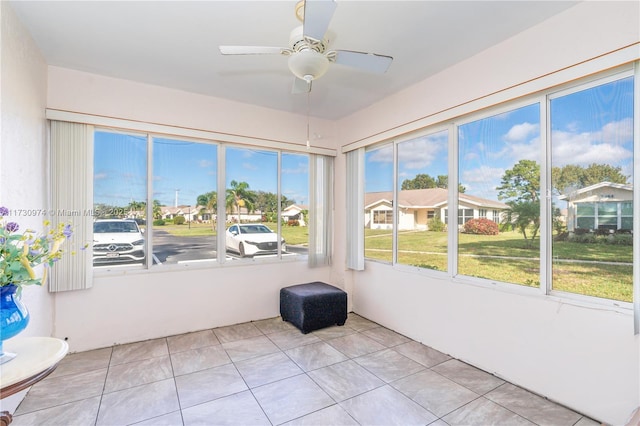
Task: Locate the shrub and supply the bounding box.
[287,219,299,226]
[427,217,446,232]
[463,218,499,235]
[153,219,166,226]
[174,216,186,225]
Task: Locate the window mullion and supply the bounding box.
[541,96,551,295]
[449,123,458,278]
[146,134,153,269]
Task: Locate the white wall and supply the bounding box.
[0,1,51,414]
[54,261,332,352]
[333,2,640,425]
[47,66,337,151]
[1,1,51,339]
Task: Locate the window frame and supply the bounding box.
[62,120,335,276]
[352,65,637,314]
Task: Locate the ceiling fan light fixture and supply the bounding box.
[288,49,330,81]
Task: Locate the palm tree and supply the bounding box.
[152,200,163,220]
[226,180,256,223]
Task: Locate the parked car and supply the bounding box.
[93,219,145,265]
[225,224,285,257]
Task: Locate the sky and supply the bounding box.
[94,135,309,208]
[365,76,634,201]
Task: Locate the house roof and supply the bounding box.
[557,181,633,200]
[364,188,509,210]
[283,204,308,213]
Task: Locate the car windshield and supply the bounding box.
[239,225,272,234]
[94,221,139,233]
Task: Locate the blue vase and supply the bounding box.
[0,284,30,364]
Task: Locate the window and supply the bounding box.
[373,210,393,224]
[397,130,449,271]
[93,131,147,268]
[458,209,474,225]
[550,75,634,302]
[224,147,278,259]
[91,130,317,269]
[364,144,394,262]
[346,66,636,309]
[458,103,541,286]
[281,153,310,256]
[153,137,218,265]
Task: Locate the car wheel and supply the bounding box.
[239,243,245,257]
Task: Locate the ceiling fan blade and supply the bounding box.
[333,50,393,74]
[292,77,312,94]
[219,46,286,55]
[303,0,337,40]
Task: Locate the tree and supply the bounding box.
[497,160,541,246]
[254,191,293,217]
[152,200,163,220]
[196,191,217,229]
[496,159,540,202]
[501,200,540,248]
[552,163,629,194]
[226,181,256,223]
[401,174,436,190]
[128,200,145,212]
[196,191,216,210]
[401,173,466,192]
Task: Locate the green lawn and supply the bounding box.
[365,229,632,302]
[153,223,632,302]
[152,221,308,245]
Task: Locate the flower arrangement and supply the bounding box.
[0,206,73,294]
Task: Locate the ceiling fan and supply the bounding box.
[219,0,393,93]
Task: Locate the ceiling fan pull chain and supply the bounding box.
[306,91,311,148]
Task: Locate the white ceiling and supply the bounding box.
[10,1,577,120]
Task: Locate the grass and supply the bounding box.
[365,229,633,303]
[152,221,308,245]
[152,223,632,302]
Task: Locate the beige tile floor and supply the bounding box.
[11,313,599,426]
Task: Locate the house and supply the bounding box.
[159,205,203,222]
[559,182,633,233]
[365,188,509,230]
[2,2,638,424]
[282,204,307,226]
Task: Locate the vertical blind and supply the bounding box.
[308,154,333,267]
[49,121,93,292]
[346,148,365,270]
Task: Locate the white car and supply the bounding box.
[93,219,145,265]
[225,224,286,257]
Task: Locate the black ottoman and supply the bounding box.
[280,282,347,334]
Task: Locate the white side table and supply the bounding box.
[0,337,69,426]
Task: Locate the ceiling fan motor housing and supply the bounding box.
[288,49,330,81]
[287,26,331,81]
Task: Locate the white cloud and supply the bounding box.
[504,122,539,143]
[461,165,505,184]
[367,144,393,163]
[94,173,108,180]
[551,119,633,167]
[282,162,308,175]
[599,117,633,145]
[242,162,258,171]
[198,159,214,168]
[397,134,447,170]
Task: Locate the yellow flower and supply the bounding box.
[19,256,36,279]
[50,237,65,255]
